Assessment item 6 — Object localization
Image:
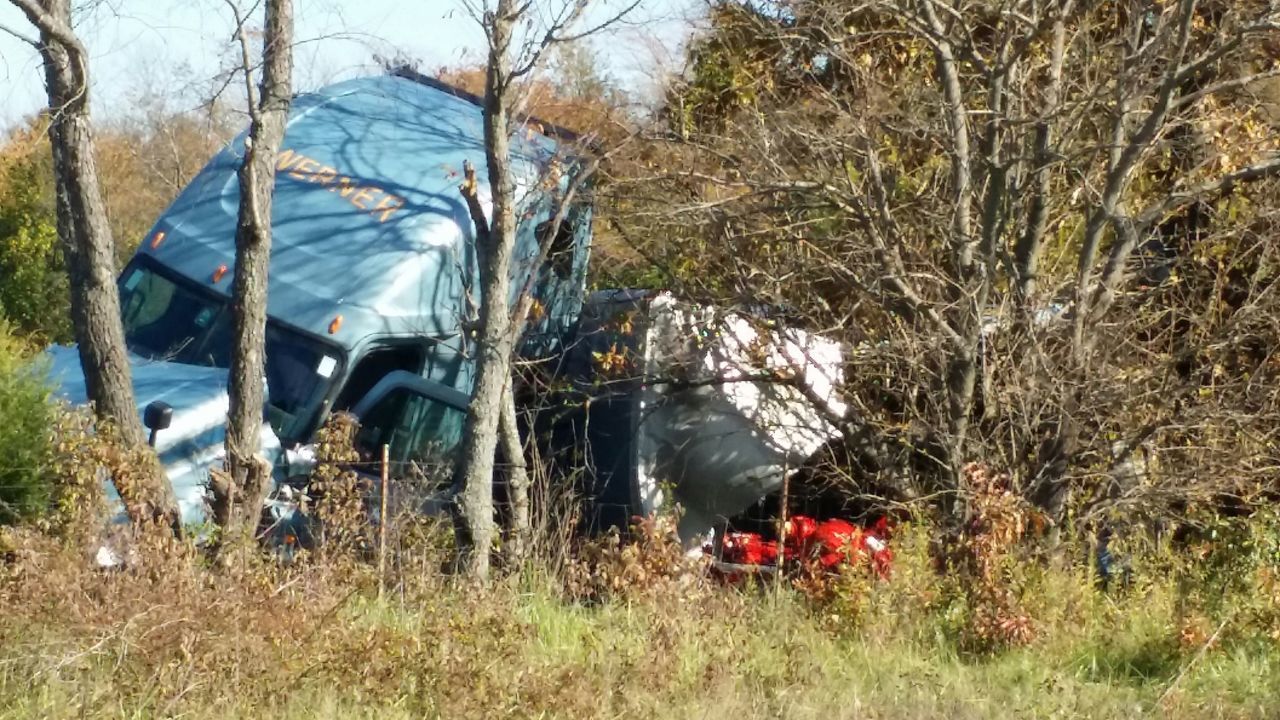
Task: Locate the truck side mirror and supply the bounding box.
[144,401,173,448]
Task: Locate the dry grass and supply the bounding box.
[2,511,1278,720]
[3,428,1275,718]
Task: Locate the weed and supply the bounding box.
[2,449,1279,718]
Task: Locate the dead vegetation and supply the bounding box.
[1,409,1278,718]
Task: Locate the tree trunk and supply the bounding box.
[452,0,518,581]
[1013,7,1069,309]
[500,385,529,566]
[13,0,179,531]
[943,347,979,499]
[453,337,513,579]
[1028,410,1078,528]
[215,0,293,553]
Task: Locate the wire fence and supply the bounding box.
[0,445,624,575]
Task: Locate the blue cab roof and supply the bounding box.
[137,73,561,345]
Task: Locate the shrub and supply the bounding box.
[305,412,375,559]
[1161,507,1280,649]
[564,513,708,603]
[933,462,1042,653]
[0,322,54,524]
[0,154,70,343]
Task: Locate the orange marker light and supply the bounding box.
[150,231,166,250]
[328,315,343,334]
[212,264,228,283]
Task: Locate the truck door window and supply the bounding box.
[334,344,425,411]
[355,388,466,481]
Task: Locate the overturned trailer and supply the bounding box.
[545,290,851,545]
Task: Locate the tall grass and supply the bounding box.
[2,506,1278,719]
[1,428,1276,718]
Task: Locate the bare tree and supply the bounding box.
[455,147,511,578]
[6,0,180,530]
[452,0,627,579]
[613,0,1280,526]
[209,0,294,550]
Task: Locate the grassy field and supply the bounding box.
[2,521,1277,719]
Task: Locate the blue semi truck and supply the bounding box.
[47,69,592,527]
[46,70,854,549]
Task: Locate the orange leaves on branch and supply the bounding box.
[948,462,1043,652]
[591,342,631,376]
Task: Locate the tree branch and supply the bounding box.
[1089,152,1280,325]
[1137,155,1280,228]
[1171,19,1280,90]
[7,0,85,53]
[224,0,260,119]
[920,0,975,277]
[509,149,603,335]
[1013,2,1070,305]
[1173,67,1280,111]
[0,20,38,47]
[858,138,968,351]
[1073,0,1198,350]
[509,0,641,80]
[459,158,492,245]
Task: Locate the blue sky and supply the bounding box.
[0,0,701,129]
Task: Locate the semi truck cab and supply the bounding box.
[47,69,592,527]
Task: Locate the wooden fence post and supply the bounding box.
[379,444,389,599]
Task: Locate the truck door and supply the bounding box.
[350,371,470,516]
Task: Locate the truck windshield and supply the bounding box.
[119,263,340,443]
